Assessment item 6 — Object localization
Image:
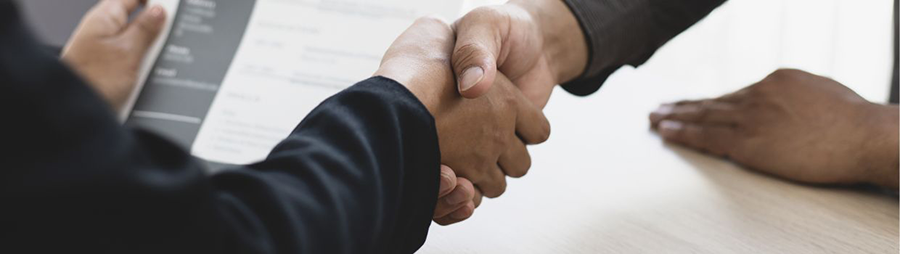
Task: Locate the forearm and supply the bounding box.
[512,0,588,85]
[559,0,726,95]
[216,77,441,253]
[864,104,899,190]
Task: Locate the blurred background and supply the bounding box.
[20,0,896,103]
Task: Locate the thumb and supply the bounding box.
[451,8,504,99]
[438,165,458,198]
[119,5,166,56]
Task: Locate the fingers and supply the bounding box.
[451,7,506,98]
[433,202,475,226]
[657,120,737,157]
[472,186,483,208]
[477,164,508,198]
[650,100,739,129]
[511,60,557,109]
[433,184,483,226]
[512,87,551,145]
[84,0,147,35]
[434,177,476,219]
[105,0,147,13]
[498,135,531,178]
[437,165,457,198]
[80,0,166,55]
[119,5,166,54]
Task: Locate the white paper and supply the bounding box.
[132,0,464,167]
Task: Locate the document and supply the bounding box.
[125,0,464,169]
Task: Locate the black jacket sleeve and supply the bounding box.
[560,0,726,96]
[0,2,440,253]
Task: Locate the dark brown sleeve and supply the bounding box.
[560,0,726,96]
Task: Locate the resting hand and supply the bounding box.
[61,0,166,111]
[450,0,587,108]
[650,69,899,189]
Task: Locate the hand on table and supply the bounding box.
[450,0,588,108]
[376,17,552,224]
[61,0,166,112]
[650,69,899,189]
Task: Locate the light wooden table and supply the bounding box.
[418,68,899,253]
[420,1,897,251]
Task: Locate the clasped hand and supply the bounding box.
[375,17,551,225]
[375,0,588,225]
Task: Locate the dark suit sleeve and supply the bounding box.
[0,2,439,253]
[560,0,726,96]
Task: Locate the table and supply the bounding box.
[420,1,897,252]
[418,68,899,253]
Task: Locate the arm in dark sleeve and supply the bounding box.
[560,0,726,96]
[0,2,439,253]
[213,77,441,254]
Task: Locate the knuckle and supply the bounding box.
[467,6,506,21]
[414,16,453,38]
[506,165,526,178]
[674,100,695,106]
[533,121,551,144]
[415,16,449,27]
[695,103,712,121]
[476,175,507,198]
[522,152,532,171]
[512,158,531,178]
[476,162,493,181]
[770,68,797,78]
[765,68,803,83]
[748,80,776,96]
[485,180,507,198]
[111,41,134,55]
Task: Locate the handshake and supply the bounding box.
[373,1,588,225]
[62,0,588,227]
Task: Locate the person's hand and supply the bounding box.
[61,0,166,111]
[433,165,483,225]
[451,0,588,108]
[375,17,550,214]
[377,16,551,198]
[650,69,899,190]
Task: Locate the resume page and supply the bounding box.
[127,0,462,168]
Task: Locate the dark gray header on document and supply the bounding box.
[126,0,256,150]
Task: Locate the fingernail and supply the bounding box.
[149,6,164,20]
[659,120,683,137]
[439,172,453,194]
[650,105,673,124]
[653,104,674,115]
[459,66,484,92]
[445,188,467,205]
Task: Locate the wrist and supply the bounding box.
[374,65,453,117]
[512,0,587,84]
[861,104,899,190]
